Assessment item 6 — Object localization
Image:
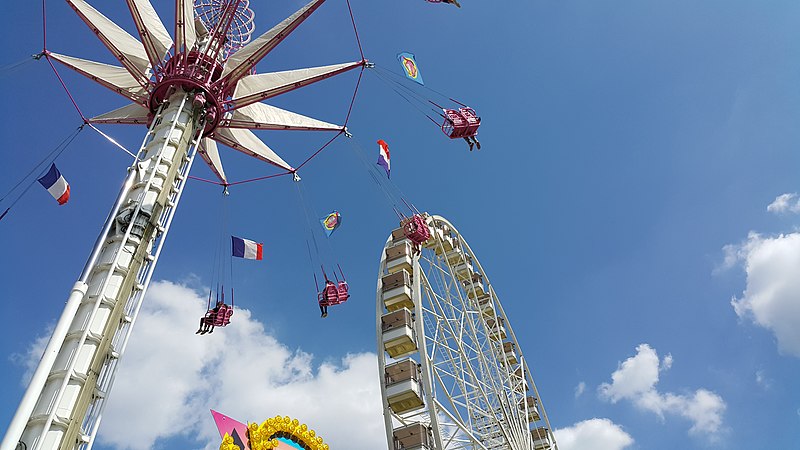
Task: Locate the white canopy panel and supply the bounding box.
[221,0,326,85]
[67,0,150,81]
[212,128,293,171]
[198,138,227,183]
[126,0,173,67]
[48,52,148,104]
[175,0,197,53]
[231,61,362,109]
[90,103,150,124]
[224,102,342,131]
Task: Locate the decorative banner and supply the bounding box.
[377,139,391,178]
[320,211,342,237]
[397,52,424,85]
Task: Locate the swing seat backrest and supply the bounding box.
[319,282,338,306]
[337,281,350,303]
[325,283,340,305]
[459,108,481,135]
[218,306,233,326]
[209,305,226,327]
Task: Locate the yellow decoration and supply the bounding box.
[246,415,328,450]
[220,433,241,450]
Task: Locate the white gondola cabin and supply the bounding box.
[422,226,443,249]
[382,308,418,358]
[503,341,518,366]
[486,316,507,341]
[519,395,541,422]
[393,423,433,450]
[382,269,414,311]
[386,241,414,274]
[385,359,425,414]
[475,293,495,317]
[452,259,475,281]
[531,427,553,450]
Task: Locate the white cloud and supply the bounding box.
[91,281,384,450]
[574,381,586,398]
[729,232,800,357]
[598,344,726,439]
[766,193,800,214]
[755,369,771,390]
[10,326,51,387]
[554,418,634,450]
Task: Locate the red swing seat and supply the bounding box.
[402,214,431,246]
[319,281,340,306]
[441,108,481,139]
[203,304,233,327]
[336,281,350,303]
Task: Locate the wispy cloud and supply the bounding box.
[10,325,52,387]
[574,381,586,398]
[767,193,800,214]
[598,344,726,440]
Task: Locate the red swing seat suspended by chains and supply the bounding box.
[202,302,234,327]
[401,213,432,249]
[197,290,234,335]
[317,266,350,307]
[441,107,481,139]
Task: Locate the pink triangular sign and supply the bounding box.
[211,409,251,450]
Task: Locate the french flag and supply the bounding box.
[37,163,70,205]
[231,236,263,260]
[377,139,390,178]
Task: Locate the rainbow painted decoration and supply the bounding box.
[397,52,424,85]
[320,211,342,237]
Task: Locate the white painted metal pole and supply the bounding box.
[0,282,87,450]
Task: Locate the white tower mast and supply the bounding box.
[1,1,365,450]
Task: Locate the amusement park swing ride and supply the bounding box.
[1,0,365,449]
[0,0,556,449]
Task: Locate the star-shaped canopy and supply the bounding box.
[50,0,364,183]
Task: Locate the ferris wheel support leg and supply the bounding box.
[0,283,87,450]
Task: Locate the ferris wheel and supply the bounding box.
[376,214,558,450]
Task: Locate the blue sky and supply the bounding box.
[2,1,800,449]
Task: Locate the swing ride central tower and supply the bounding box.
[7,88,202,450]
[3,0,365,449]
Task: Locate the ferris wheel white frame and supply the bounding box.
[376,214,558,450]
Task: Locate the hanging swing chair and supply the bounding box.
[197,289,234,334]
[368,64,481,149]
[401,213,432,248]
[197,186,236,335]
[316,265,350,318]
[441,107,481,139]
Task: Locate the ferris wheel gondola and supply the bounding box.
[376,214,558,450]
